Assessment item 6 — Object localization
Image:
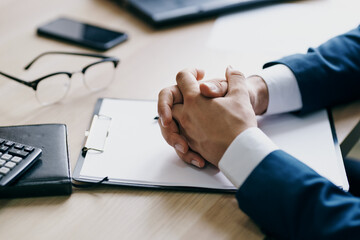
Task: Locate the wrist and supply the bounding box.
[246,75,269,115]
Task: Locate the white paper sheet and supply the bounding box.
[77,99,348,191]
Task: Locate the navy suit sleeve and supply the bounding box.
[237,150,360,240]
[234,26,360,238]
[264,25,360,114]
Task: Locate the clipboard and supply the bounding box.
[73,98,349,192]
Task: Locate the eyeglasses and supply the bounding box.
[0,51,119,105]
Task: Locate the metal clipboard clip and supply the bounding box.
[82,114,112,157]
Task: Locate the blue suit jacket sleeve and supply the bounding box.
[236,26,360,239]
[237,151,360,239]
[264,25,360,114]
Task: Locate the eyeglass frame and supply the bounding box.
[0,51,120,92]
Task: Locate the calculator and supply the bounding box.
[0,138,42,186]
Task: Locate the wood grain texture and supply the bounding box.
[0,0,358,239]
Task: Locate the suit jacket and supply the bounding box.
[237,25,360,239]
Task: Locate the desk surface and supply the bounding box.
[0,0,359,239]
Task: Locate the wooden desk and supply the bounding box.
[0,0,359,239]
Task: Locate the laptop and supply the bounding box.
[126,0,288,27]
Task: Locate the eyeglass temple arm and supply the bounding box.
[0,72,36,90]
[24,51,114,70]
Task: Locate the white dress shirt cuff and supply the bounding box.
[259,64,303,115]
[219,127,279,188]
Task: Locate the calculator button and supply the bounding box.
[8,149,28,158]
[11,156,23,163]
[4,141,14,147]
[14,144,24,149]
[24,146,34,152]
[0,139,41,186]
[0,167,10,175]
[1,154,13,161]
[5,161,16,169]
[0,146,9,152]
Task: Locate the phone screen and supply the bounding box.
[38,17,128,51]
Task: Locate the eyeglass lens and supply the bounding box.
[36,73,71,105]
[83,61,116,92]
[35,60,116,105]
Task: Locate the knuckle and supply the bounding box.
[209,79,222,89]
[158,87,171,99]
[219,79,228,88]
[176,71,187,82]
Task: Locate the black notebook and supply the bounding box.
[0,124,72,198]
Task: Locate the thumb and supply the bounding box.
[225,66,246,97]
[199,79,228,98]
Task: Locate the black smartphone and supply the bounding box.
[37,17,128,51]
